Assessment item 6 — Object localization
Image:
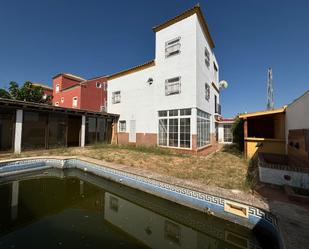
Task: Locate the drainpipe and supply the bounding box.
[14,109,23,154]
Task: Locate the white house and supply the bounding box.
[107,5,226,154]
[285,90,309,144]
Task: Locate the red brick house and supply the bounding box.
[52,73,107,112]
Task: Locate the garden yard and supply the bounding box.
[2,144,251,191]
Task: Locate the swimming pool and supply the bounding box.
[0,158,282,249]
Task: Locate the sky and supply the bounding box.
[0,0,308,117]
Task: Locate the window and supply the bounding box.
[112,91,121,104]
[205,83,210,101]
[55,84,60,93]
[55,102,59,106]
[224,124,233,143]
[180,108,191,116]
[109,196,119,212]
[214,63,218,83]
[165,37,181,58]
[197,109,211,148]
[119,120,126,132]
[165,77,181,96]
[205,47,210,67]
[61,97,64,103]
[72,97,78,108]
[164,220,181,245]
[180,118,190,148]
[96,82,102,88]
[158,119,168,146]
[158,110,167,117]
[158,109,191,148]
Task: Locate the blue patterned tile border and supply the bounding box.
[0,157,281,245]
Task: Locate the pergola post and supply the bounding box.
[243,118,248,158]
[14,109,23,154]
[81,115,86,147]
[111,118,118,145]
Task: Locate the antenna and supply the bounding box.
[267,68,274,110]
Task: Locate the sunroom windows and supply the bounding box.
[197,109,211,148]
[158,108,191,148]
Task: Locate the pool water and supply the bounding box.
[0,168,278,249]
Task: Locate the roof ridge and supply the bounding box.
[152,4,215,48]
[107,60,155,80]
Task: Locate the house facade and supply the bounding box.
[52,73,107,112]
[107,6,223,153]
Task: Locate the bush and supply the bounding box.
[232,118,244,151]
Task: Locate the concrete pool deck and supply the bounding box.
[0,156,308,249]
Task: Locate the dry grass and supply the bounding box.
[1,144,250,191]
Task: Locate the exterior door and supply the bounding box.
[129,120,136,143]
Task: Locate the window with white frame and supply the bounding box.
[158,108,191,148]
[214,62,218,83]
[165,37,181,58]
[205,83,210,101]
[61,97,64,103]
[223,124,233,142]
[112,91,121,104]
[197,109,211,148]
[72,97,78,108]
[205,47,210,68]
[119,120,126,132]
[55,102,59,106]
[96,82,102,88]
[165,77,181,96]
[55,84,60,93]
[164,220,181,245]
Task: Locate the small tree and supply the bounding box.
[0,89,11,99]
[8,81,20,99]
[232,117,244,151]
[1,81,52,104]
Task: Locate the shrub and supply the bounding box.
[232,118,244,151]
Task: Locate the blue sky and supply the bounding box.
[0,0,308,117]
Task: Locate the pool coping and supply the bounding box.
[0,156,284,248]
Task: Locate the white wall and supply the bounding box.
[107,12,219,140]
[259,167,309,189]
[195,16,219,134]
[286,91,309,145]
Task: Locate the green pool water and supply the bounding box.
[0,168,278,249]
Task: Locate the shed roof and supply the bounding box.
[238,107,286,119]
[0,98,118,118]
[287,90,309,107]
